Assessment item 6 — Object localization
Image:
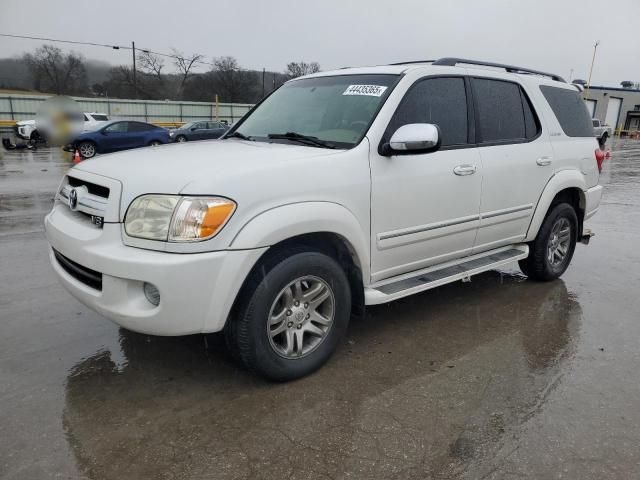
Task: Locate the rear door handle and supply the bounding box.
[536,156,552,166]
[453,164,477,176]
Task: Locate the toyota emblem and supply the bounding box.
[68,188,78,210]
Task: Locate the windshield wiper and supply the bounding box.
[267,132,336,149]
[225,131,253,141]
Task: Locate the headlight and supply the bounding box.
[169,131,175,136]
[124,195,236,242]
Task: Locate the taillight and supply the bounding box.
[595,149,605,173]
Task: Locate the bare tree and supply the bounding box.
[172,49,203,99]
[137,51,164,80]
[136,51,167,97]
[285,61,321,79]
[209,56,257,103]
[24,45,88,94]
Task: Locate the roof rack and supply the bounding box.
[431,57,566,83]
[388,60,435,66]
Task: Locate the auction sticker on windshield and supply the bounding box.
[342,85,388,96]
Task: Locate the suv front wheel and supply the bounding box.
[519,203,578,281]
[226,248,351,381]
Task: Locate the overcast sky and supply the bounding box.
[0,0,638,86]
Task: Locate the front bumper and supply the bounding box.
[45,204,266,336]
[14,125,29,140]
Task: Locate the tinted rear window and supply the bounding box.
[540,85,593,137]
[128,122,156,132]
[472,78,538,142]
[91,114,109,121]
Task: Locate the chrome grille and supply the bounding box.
[58,176,109,221]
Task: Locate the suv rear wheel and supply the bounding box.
[519,203,578,281]
[226,247,351,381]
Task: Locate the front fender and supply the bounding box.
[525,169,587,242]
[229,202,370,282]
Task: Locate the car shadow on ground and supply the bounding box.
[62,270,582,479]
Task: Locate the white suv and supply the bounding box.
[15,112,109,142]
[45,58,603,380]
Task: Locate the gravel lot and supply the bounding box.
[1,140,639,479]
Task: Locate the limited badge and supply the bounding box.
[342,85,388,97]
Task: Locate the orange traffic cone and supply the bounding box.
[73,149,82,164]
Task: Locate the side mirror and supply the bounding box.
[190,127,197,131]
[101,129,109,135]
[380,123,441,156]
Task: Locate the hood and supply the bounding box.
[73,139,344,218]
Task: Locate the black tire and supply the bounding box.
[519,203,578,281]
[30,130,46,145]
[149,140,162,146]
[226,247,351,381]
[78,141,96,158]
[598,132,608,147]
[176,135,187,143]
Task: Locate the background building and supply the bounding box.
[582,85,640,133]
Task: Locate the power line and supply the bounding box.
[0,33,218,68]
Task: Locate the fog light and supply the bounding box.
[143,282,160,306]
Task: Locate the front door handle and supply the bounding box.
[536,156,552,166]
[453,164,477,176]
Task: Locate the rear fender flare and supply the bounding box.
[525,169,587,242]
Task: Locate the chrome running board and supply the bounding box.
[365,244,529,305]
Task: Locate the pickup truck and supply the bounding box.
[592,118,612,146]
[45,57,603,380]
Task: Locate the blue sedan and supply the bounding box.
[67,121,170,158]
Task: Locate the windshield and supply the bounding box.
[230,74,398,148]
[181,122,196,130]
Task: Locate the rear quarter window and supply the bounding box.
[540,85,593,137]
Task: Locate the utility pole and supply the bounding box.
[262,68,265,98]
[132,41,137,99]
[585,40,600,100]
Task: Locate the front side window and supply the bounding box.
[232,74,398,148]
[386,77,469,147]
[473,78,539,143]
[540,85,593,137]
[104,122,128,133]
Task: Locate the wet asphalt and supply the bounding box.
[1,140,639,480]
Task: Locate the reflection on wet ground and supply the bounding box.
[1,141,640,479]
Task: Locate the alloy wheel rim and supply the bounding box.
[80,144,94,157]
[547,217,571,267]
[267,275,335,359]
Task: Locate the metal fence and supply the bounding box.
[0,94,254,125]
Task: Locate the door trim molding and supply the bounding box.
[378,213,480,241]
[480,204,533,220]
